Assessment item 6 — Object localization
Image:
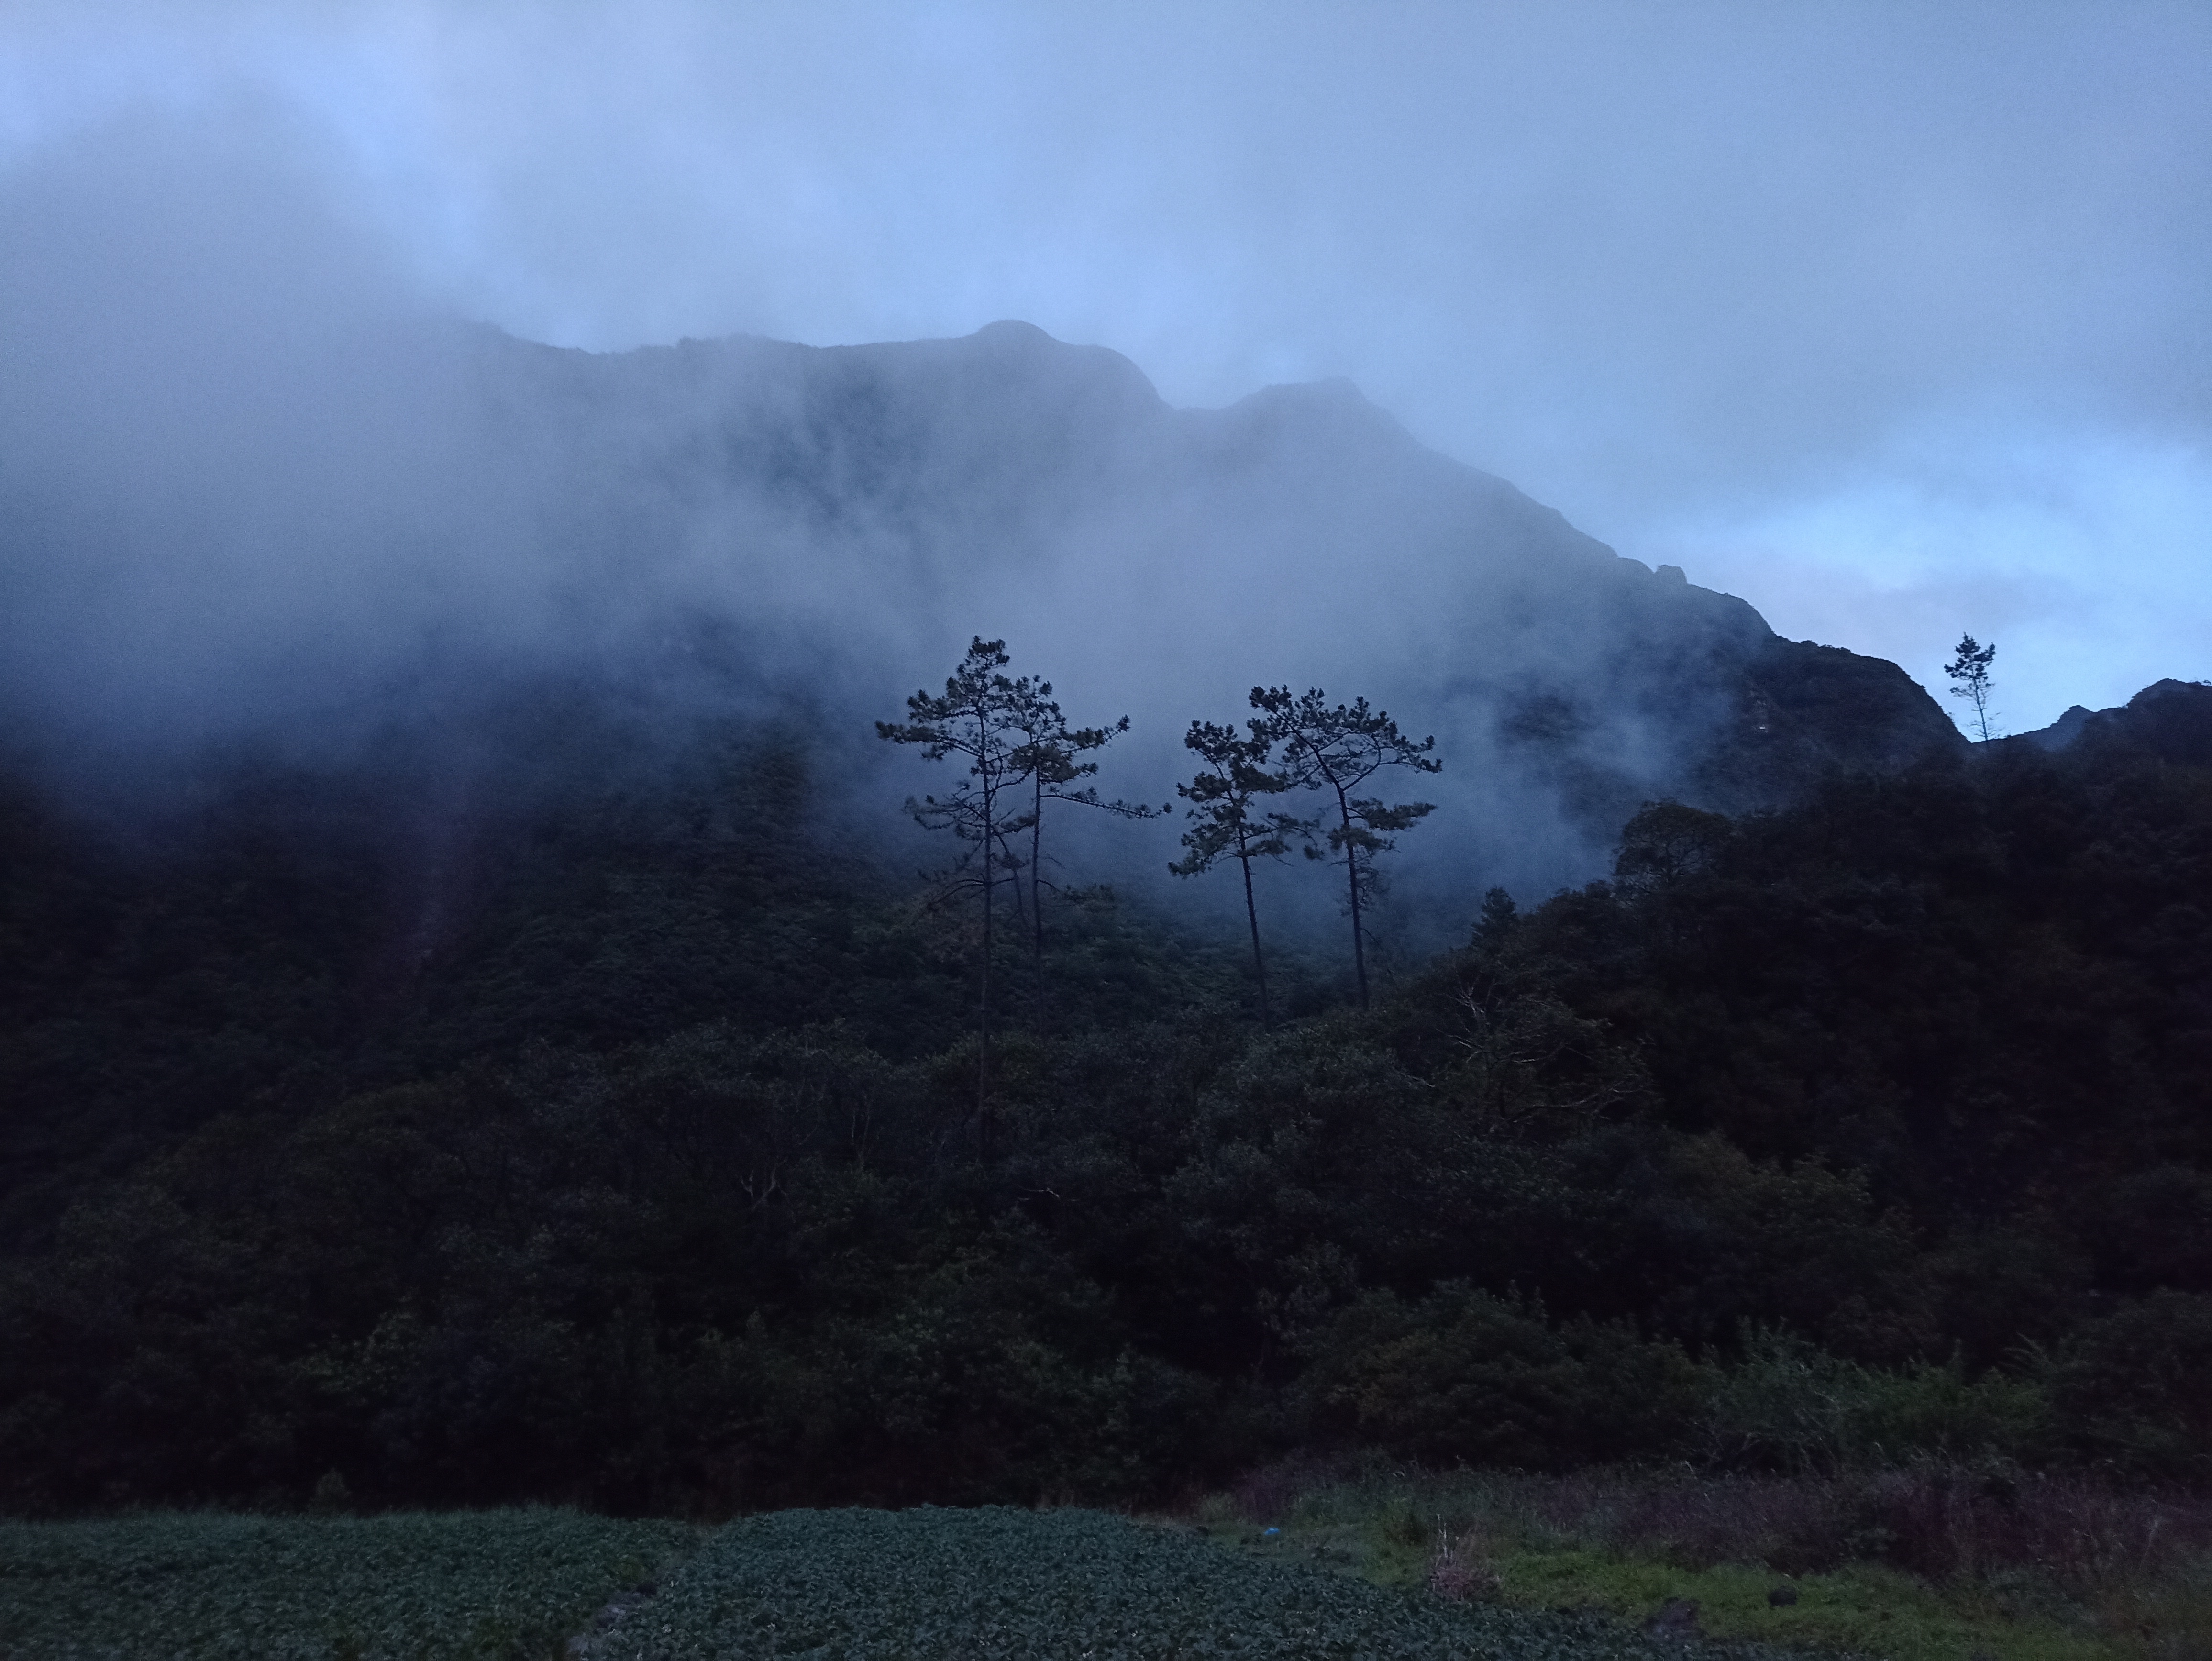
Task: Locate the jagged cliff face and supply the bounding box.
[1,316,1962,908]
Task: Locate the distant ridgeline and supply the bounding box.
[2012,678,2212,766]
[5,321,2209,1517]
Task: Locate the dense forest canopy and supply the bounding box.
[2,675,2207,1516]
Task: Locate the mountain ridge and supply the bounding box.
[2015,678,2212,765]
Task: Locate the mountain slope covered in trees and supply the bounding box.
[3,316,2201,1518]
[1,685,2206,1515]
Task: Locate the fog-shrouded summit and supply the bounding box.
[1,299,1965,925]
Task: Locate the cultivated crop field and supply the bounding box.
[0,1504,1779,1661]
[0,1508,694,1660]
[631,1505,1764,1660]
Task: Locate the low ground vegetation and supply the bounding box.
[0,1505,1779,1661]
[0,1508,693,1659]
[7,1489,2205,1661]
[1198,1461,2212,1661]
[641,1505,1762,1661]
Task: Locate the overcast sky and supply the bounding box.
[5,0,2207,731]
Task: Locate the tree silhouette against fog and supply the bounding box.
[1169,717,1310,1026]
[1254,685,1440,1009]
[877,637,1038,1148]
[1945,634,1999,741]
[1002,674,1156,1029]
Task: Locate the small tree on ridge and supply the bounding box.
[1945,634,1999,742]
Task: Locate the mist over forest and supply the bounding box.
[3,82,2210,1627]
[1,121,1965,960]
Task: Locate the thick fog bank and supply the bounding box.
[0,137,1961,945]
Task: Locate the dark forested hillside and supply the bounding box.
[2,689,2208,1516]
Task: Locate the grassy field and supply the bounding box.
[0,1508,695,1660]
[1190,1464,2212,1661]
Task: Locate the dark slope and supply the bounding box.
[2,689,2206,1514]
[2015,678,2212,765]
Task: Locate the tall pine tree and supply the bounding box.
[1945,634,1999,742]
[1169,717,1308,1026]
[1004,678,1155,1025]
[1253,686,1440,1008]
[877,638,1038,1148]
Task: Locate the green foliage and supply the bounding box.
[0,1508,692,1659]
[2046,1291,2212,1478]
[1206,1465,2212,1661]
[1296,1285,1708,1469]
[1700,1329,2052,1474]
[1612,800,1735,892]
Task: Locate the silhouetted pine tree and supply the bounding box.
[877,637,1038,1147]
[1253,685,1440,1008]
[1169,717,1309,1026]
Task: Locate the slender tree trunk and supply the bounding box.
[1031,773,1048,1032]
[999,828,1029,933]
[1236,835,1271,1028]
[979,860,992,1157]
[977,715,994,1160]
[1336,785,1367,1008]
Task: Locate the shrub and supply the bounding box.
[2048,1290,2212,1479]
[1701,1327,2049,1474]
[1297,1284,1707,1469]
